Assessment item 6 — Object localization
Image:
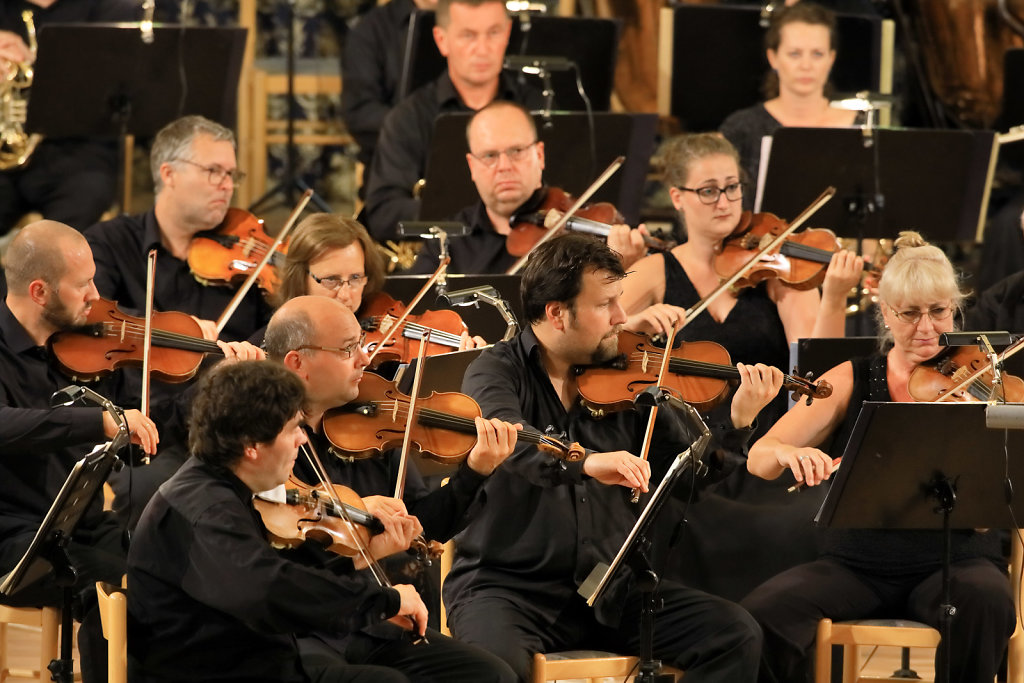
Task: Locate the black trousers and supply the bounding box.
[741,557,1015,683]
[447,581,763,683]
[0,513,127,683]
[0,138,118,234]
[299,625,518,683]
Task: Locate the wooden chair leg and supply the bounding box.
[815,618,833,683]
[842,643,860,683]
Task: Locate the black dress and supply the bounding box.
[655,252,827,602]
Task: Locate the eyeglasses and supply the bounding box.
[174,158,247,186]
[308,271,367,291]
[677,182,744,205]
[295,333,366,360]
[886,303,954,326]
[469,142,537,168]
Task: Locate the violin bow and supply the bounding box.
[506,156,625,275]
[630,322,680,503]
[214,189,313,336]
[366,256,451,365]
[683,186,836,327]
[139,249,158,465]
[393,331,431,500]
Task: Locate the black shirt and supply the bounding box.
[84,209,273,342]
[341,0,416,171]
[0,301,125,552]
[127,457,401,683]
[407,200,518,275]
[443,328,751,628]
[294,426,487,542]
[364,72,544,243]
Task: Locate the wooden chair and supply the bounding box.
[95,581,127,683]
[815,529,1024,683]
[0,605,60,682]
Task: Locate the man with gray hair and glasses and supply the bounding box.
[84,114,271,344]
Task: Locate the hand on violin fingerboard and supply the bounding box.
[465,417,522,476]
[730,363,785,429]
[623,303,688,338]
[216,340,266,362]
[606,224,649,270]
[581,451,651,491]
[189,316,219,341]
[820,250,864,309]
[353,506,423,567]
[458,330,488,351]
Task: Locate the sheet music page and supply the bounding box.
[753,135,773,213]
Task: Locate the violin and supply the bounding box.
[322,372,585,464]
[908,345,1024,403]
[48,297,222,383]
[254,475,385,556]
[188,208,288,295]
[506,187,624,257]
[713,211,844,291]
[360,292,469,367]
[574,331,832,413]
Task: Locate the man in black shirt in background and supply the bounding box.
[363,0,544,243]
[409,101,648,274]
[445,233,783,681]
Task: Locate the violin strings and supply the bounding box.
[357,401,546,444]
[99,321,221,352]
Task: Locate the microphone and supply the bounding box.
[939,331,1021,347]
[436,285,500,308]
[51,385,88,407]
[503,55,575,73]
[396,221,469,239]
[141,0,155,43]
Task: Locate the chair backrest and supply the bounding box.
[96,581,127,683]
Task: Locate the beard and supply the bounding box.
[42,294,87,331]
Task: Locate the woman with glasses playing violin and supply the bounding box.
[619,132,862,602]
[743,230,1015,683]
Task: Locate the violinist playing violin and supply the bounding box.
[127,361,514,682]
[262,295,520,681]
[743,231,1014,683]
[85,115,273,344]
[445,233,787,682]
[0,220,159,683]
[266,213,485,351]
[408,101,651,275]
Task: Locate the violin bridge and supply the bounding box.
[118,320,126,343]
[640,350,649,373]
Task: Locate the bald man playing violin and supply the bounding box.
[443,233,786,682]
[409,100,650,275]
[0,219,259,683]
[262,295,518,681]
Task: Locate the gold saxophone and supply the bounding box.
[0,11,42,171]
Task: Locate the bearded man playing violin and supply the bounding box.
[128,360,464,683]
[84,115,272,344]
[257,295,518,681]
[443,232,788,682]
[409,101,650,275]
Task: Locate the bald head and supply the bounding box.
[5,220,90,296]
[264,295,357,361]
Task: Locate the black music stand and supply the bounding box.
[399,11,619,111]
[418,112,657,225]
[759,127,998,243]
[0,443,124,683]
[577,397,713,683]
[815,401,1024,683]
[27,23,245,214]
[661,4,883,131]
[28,24,245,137]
